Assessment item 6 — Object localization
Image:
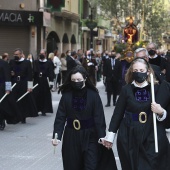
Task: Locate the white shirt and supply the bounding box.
[148,54,158,59]
[53,56,61,74]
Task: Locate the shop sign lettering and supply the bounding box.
[0,10,43,26]
[0,13,22,22]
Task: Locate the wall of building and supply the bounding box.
[0,0,42,57]
[45,0,80,55]
[0,0,38,11]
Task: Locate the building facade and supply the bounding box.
[0,0,80,58]
[0,0,43,58]
[45,0,80,55]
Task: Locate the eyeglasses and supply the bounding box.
[147,48,155,51]
[136,56,148,59]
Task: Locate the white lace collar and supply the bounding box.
[39,59,47,62]
[132,80,148,88]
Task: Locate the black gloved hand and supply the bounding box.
[49,85,53,90]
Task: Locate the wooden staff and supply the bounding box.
[150,73,158,153]
[0,83,16,103]
[17,83,38,102]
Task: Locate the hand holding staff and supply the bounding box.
[150,73,158,153]
[0,83,16,103]
[17,83,38,102]
[53,133,58,154]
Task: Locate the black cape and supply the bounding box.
[33,60,53,114]
[9,59,38,119]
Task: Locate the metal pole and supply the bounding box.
[90,7,93,49]
[90,28,93,49]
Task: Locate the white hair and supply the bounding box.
[147,42,158,49]
[134,48,149,58]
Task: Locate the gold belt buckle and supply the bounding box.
[139,112,147,123]
[73,119,81,130]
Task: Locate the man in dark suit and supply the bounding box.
[147,42,166,70]
[66,51,78,76]
[82,50,98,86]
[104,51,122,106]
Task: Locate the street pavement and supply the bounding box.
[0,80,170,170]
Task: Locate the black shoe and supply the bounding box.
[42,112,46,116]
[0,120,5,130]
[105,104,110,107]
[21,118,26,124]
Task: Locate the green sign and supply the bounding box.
[85,20,97,30]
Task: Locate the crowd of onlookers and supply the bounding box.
[1,46,170,90]
[1,43,170,130]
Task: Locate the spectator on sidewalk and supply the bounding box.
[52,50,61,91]
[60,52,67,84]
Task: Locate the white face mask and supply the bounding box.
[68,53,71,56]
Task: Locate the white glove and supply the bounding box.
[105,131,116,143]
[99,131,116,144]
[87,62,94,66]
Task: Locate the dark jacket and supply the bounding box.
[104,58,122,82]
[66,56,77,74]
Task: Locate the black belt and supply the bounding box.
[66,117,95,130]
[125,111,150,124]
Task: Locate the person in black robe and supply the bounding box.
[9,48,38,123]
[155,80,170,129]
[102,58,170,170]
[33,49,54,116]
[104,51,122,106]
[0,59,22,130]
[51,65,117,170]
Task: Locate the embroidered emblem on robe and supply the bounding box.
[135,89,150,102]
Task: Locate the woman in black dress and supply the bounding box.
[52,65,117,170]
[102,58,170,170]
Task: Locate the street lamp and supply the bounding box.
[85,1,97,50]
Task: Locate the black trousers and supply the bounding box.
[106,80,118,104]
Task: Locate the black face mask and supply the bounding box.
[132,72,148,83]
[39,54,45,60]
[14,56,19,61]
[111,55,116,58]
[71,81,84,90]
[148,49,156,56]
